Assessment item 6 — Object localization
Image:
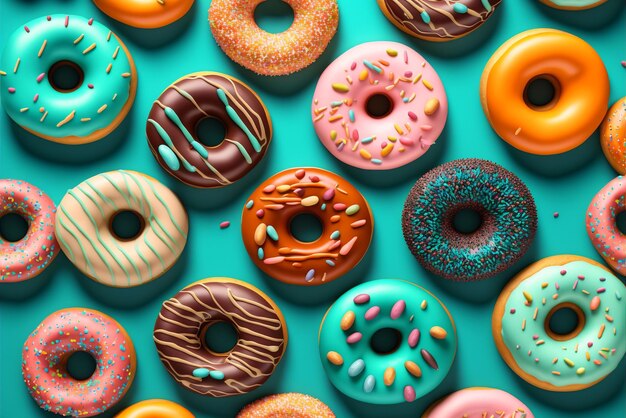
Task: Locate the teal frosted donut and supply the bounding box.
[318,279,457,404]
[0,15,136,144]
[493,255,626,391]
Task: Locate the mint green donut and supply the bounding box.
[0,15,136,144]
[318,279,457,404]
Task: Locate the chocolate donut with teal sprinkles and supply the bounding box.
[0,15,136,144]
[402,159,537,281]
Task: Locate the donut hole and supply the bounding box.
[365,93,394,119]
[254,0,295,34]
[545,303,586,341]
[523,75,561,111]
[202,321,239,354]
[48,60,84,93]
[110,210,145,241]
[196,117,226,148]
[65,351,97,381]
[0,212,29,242]
[452,208,483,235]
[289,213,323,243]
[615,211,626,235]
[370,327,402,355]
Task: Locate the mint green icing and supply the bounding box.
[544,0,602,8]
[216,88,261,152]
[158,144,181,171]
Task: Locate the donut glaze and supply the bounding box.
[480,29,609,155]
[154,278,288,397]
[0,15,137,144]
[377,0,501,41]
[237,393,335,418]
[93,0,194,29]
[1,179,58,282]
[22,308,136,416]
[422,387,534,418]
[241,168,374,285]
[115,399,194,418]
[319,279,457,404]
[209,0,339,76]
[146,72,272,188]
[55,170,188,288]
[600,98,626,175]
[493,255,626,391]
[587,176,626,274]
[312,42,447,170]
[402,159,537,281]
[539,0,607,10]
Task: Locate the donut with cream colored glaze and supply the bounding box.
[312,41,447,170]
[600,98,626,174]
[115,399,195,418]
[93,0,195,28]
[422,387,534,418]
[237,393,335,418]
[241,168,374,285]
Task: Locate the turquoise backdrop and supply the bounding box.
[1,0,625,417]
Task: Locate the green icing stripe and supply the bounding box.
[481,0,492,12]
[216,89,262,152]
[163,106,209,158]
[147,118,196,173]
[158,144,180,171]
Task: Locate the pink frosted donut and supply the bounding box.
[312,41,448,170]
[22,308,136,417]
[422,387,534,418]
[587,176,626,274]
[1,179,58,282]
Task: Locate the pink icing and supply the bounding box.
[312,41,448,170]
[0,179,58,282]
[426,388,534,418]
[22,309,135,416]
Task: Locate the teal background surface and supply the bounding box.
[0,0,625,416]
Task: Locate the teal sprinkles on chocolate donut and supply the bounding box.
[402,159,537,281]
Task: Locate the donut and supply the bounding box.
[480,29,609,155]
[402,159,537,281]
[539,0,607,10]
[237,393,335,418]
[0,15,137,144]
[115,399,194,418]
[312,41,448,170]
[600,98,626,174]
[422,387,534,418]
[55,170,188,288]
[22,308,136,416]
[93,0,195,29]
[153,278,288,397]
[376,0,502,42]
[1,179,58,282]
[493,255,626,391]
[586,175,626,274]
[146,72,272,188]
[241,168,374,285]
[318,279,457,404]
[209,0,339,75]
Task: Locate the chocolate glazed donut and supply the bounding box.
[377,0,501,41]
[153,278,288,397]
[146,72,272,188]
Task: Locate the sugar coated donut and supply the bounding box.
[480,29,609,155]
[493,255,626,391]
[1,179,58,282]
[147,72,272,188]
[154,278,288,397]
[539,0,607,10]
[23,308,136,416]
[402,159,537,281]
[209,0,338,76]
[0,15,137,144]
[587,175,626,274]
[312,41,448,170]
[377,0,501,42]
[115,399,194,418]
[600,98,626,174]
[55,170,188,288]
[422,387,534,418]
[237,393,335,418]
[319,279,457,404]
[241,168,374,285]
[93,0,195,29]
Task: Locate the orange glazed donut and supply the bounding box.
[480,29,609,155]
[115,399,194,418]
[601,97,626,174]
[93,0,194,29]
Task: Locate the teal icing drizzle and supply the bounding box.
[453,3,468,13]
[147,119,196,173]
[158,144,180,171]
[420,11,431,24]
[163,106,209,158]
[481,0,493,12]
[216,88,261,152]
